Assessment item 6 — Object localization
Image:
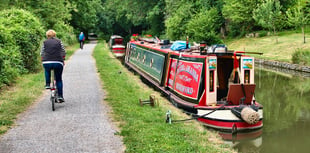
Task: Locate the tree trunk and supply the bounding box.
[302,26,306,43]
[273,26,278,43]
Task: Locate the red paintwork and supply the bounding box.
[197,118,263,130]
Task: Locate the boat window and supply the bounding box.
[150,58,154,67]
[209,70,214,92]
[114,38,123,44]
[244,70,250,84]
[143,55,146,63]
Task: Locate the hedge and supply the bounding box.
[0,9,44,88]
[0,8,44,72]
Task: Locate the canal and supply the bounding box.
[227,65,310,153]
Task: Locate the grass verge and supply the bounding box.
[93,41,234,153]
[0,43,79,134]
[225,31,310,64]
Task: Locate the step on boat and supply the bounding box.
[124,37,263,132]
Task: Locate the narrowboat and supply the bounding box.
[108,35,126,58]
[125,37,263,132]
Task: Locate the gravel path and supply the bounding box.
[0,41,124,153]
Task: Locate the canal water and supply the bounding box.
[226,65,310,153]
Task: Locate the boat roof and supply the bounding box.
[110,35,123,39]
[131,40,239,58]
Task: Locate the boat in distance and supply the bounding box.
[124,37,263,132]
[108,35,126,58]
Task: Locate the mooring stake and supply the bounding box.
[166,110,172,124]
[139,94,156,107]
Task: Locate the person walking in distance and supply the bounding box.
[79,32,85,49]
[41,29,66,102]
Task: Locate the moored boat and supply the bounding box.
[108,35,126,58]
[124,37,263,132]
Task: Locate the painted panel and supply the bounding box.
[129,44,165,82]
[172,60,203,100]
[167,58,177,88]
[242,58,253,69]
[208,59,217,70]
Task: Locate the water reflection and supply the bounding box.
[219,129,262,149]
[226,66,310,153]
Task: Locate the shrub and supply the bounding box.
[0,9,44,72]
[256,30,268,37]
[53,21,76,46]
[292,48,310,65]
[0,25,23,88]
[186,8,222,44]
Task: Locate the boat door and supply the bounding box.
[205,56,217,106]
[239,56,255,84]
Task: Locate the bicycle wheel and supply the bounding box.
[51,93,55,111]
[50,70,56,111]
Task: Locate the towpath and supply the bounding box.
[0,41,124,152]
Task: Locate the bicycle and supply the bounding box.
[50,69,58,111]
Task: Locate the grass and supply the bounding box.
[225,30,310,64]
[0,43,79,134]
[93,41,234,153]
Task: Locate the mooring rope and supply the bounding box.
[167,104,226,123]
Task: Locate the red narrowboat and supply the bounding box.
[125,37,263,132]
[108,35,126,58]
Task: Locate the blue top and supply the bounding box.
[79,33,84,41]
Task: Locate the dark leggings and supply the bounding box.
[43,63,64,97]
[80,40,84,49]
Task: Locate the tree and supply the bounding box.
[70,0,102,38]
[286,0,310,43]
[186,8,222,44]
[253,0,284,43]
[222,0,258,36]
[165,2,194,40]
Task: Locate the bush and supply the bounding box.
[0,9,44,72]
[292,48,310,65]
[186,8,222,44]
[256,30,268,37]
[165,4,194,40]
[53,21,76,46]
[0,25,23,88]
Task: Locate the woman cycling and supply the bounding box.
[41,29,66,102]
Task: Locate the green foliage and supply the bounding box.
[145,0,166,36]
[253,0,284,32]
[292,48,310,65]
[0,46,22,88]
[165,3,194,40]
[186,8,222,44]
[0,9,44,72]
[70,0,101,35]
[286,0,310,28]
[256,30,269,37]
[12,0,72,29]
[286,0,310,43]
[222,0,258,37]
[53,21,76,46]
[222,0,257,26]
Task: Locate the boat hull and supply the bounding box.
[112,45,125,58]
